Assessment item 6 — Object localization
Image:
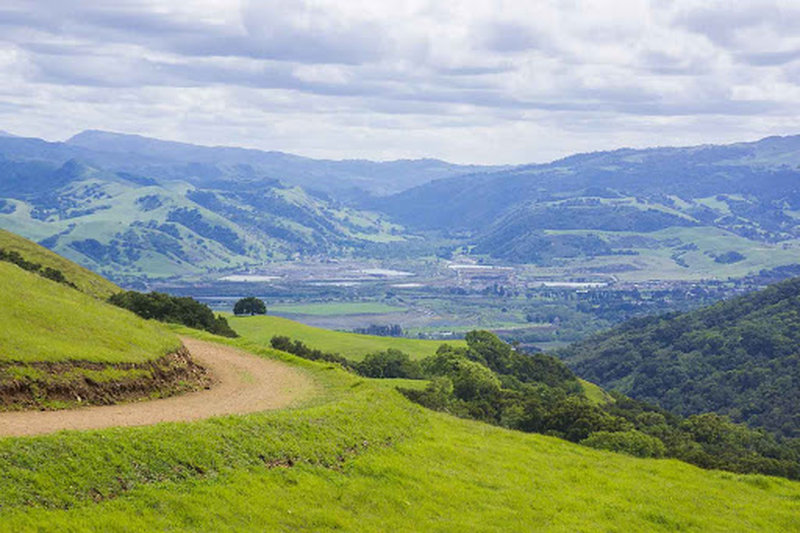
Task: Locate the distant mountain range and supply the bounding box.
[0,130,506,280]
[1,130,505,199]
[1,130,800,280]
[376,135,800,270]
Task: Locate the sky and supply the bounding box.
[1,0,799,164]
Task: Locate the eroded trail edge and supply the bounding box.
[0,337,314,437]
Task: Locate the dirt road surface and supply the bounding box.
[0,337,314,438]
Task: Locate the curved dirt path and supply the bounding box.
[0,337,315,438]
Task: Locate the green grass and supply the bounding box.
[0,229,119,299]
[579,378,614,406]
[0,327,798,531]
[270,302,407,316]
[0,262,179,363]
[228,314,466,361]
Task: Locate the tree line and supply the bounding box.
[109,291,238,338]
[0,248,76,289]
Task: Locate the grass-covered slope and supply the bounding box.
[0,255,203,410]
[0,329,798,531]
[0,228,118,299]
[0,156,404,280]
[0,262,178,364]
[229,314,466,361]
[558,276,800,437]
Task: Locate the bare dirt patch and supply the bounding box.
[0,337,314,437]
[0,345,211,410]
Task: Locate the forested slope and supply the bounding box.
[558,277,800,437]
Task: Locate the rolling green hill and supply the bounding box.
[0,239,200,410]
[557,276,800,438]
[1,328,798,531]
[0,157,404,281]
[0,228,119,299]
[229,317,800,479]
[0,262,178,363]
[0,130,504,281]
[228,314,466,361]
[8,132,800,283]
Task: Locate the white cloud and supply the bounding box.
[0,0,798,163]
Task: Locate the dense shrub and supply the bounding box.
[403,330,800,480]
[108,291,237,338]
[271,336,424,380]
[270,336,353,369]
[582,430,667,458]
[403,377,455,412]
[0,248,76,289]
[356,349,422,379]
[714,250,746,264]
[353,324,403,337]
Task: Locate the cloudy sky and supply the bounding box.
[1,0,799,164]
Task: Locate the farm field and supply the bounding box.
[228,314,466,361]
[1,327,799,531]
[270,301,407,316]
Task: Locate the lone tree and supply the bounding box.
[233,296,267,316]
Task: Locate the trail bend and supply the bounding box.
[0,337,314,438]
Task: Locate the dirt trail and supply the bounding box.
[0,337,314,438]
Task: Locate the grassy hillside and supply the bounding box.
[0,246,203,411]
[0,228,118,299]
[558,276,800,438]
[1,328,798,531]
[579,378,614,406]
[0,157,404,280]
[228,314,465,361]
[0,262,178,364]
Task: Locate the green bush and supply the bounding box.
[582,430,667,458]
[109,291,238,338]
[450,359,501,401]
[401,377,455,412]
[0,248,76,289]
[356,349,422,379]
[270,335,352,369]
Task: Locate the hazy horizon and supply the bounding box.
[3,126,795,167]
